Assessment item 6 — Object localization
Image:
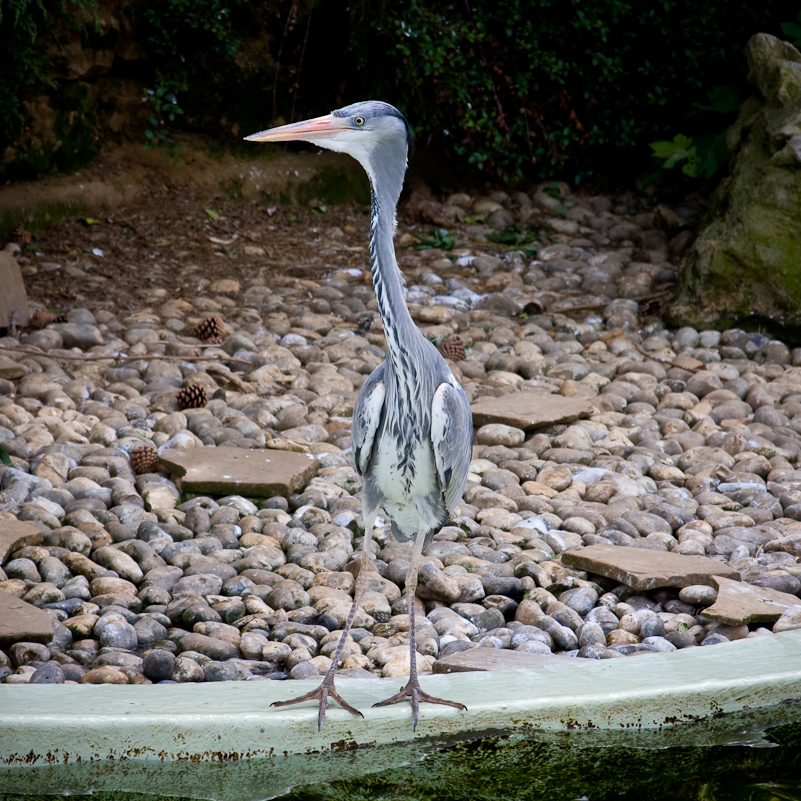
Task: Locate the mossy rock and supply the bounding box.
[668,34,801,337]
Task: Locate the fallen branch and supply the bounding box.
[0,344,253,367]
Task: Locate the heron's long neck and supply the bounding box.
[368,173,422,369]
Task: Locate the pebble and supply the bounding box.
[0,183,798,695]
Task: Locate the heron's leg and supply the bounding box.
[272,510,378,730]
[373,524,467,730]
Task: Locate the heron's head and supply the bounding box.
[245,101,412,184]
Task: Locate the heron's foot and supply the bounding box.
[373,679,467,730]
[272,677,364,731]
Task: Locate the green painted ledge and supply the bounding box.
[1,629,801,799]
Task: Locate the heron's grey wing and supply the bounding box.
[352,362,386,476]
[431,378,473,513]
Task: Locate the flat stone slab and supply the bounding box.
[159,447,318,497]
[0,519,43,564]
[702,576,801,627]
[433,648,569,674]
[471,391,592,430]
[0,590,53,646]
[561,544,740,590]
[0,252,30,328]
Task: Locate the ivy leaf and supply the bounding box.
[650,135,698,175]
[781,18,801,47]
[414,228,455,251]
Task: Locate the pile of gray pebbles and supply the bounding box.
[2,181,801,688]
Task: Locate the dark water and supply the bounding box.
[2,702,801,801]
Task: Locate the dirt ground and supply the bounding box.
[3,135,692,321]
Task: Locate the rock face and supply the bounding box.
[669,33,801,333]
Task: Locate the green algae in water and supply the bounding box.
[2,703,801,801]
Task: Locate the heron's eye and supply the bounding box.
[354,116,365,126]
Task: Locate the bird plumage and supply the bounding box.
[246,100,472,729]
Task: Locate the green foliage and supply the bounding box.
[0,0,96,152]
[487,225,540,247]
[140,0,246,152]
[650,85,741,179]
[143,72,184,155]
[346,0,788,181]
[414,228,455,250]
[782,13,801,47]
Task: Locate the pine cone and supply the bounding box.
[177,384,208,409]
[439,335,466,362]
[131,445,159,474]
[9,222,31,245]
[356,313,374,335]
[29,310,56,330]
[54,313,68,323]
[193,314,224,342]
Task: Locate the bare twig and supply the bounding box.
[0,344,253,367]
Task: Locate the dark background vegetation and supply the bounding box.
[0,0,797,185]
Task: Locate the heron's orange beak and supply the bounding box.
[244,113,347,143]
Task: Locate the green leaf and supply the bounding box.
[781,20,801,47]
[0,446,12,466]
[157,239,174,246]
[487,225,540,247]
[204,208,220,219]
[83,217,101,225]
[650,134,698,174]
[692,85,741,115]
[413,228,455,251]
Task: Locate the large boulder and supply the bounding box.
[668,34,801,334]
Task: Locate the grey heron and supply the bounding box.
[245,101,473,730]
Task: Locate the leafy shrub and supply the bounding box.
[649,85,742,179]
[782,12,801,47]
[0,0,96,154]
[345,0,789,181]
[139,0,246,150]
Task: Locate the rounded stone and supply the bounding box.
[475,424,526,447]
[29,663,66,684]
[143,649,176,681]
[678,585,718,606]
[288,661,320,680]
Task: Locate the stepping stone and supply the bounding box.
[159,447,318,497]
[561,544,739,591]
[471,391,592,431]
[0,519,43,564]
[433,648,569,674]
[0,590,54,646]
[0,252,30,328]
[702,576,801,627]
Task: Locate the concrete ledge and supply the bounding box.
[2,630,801,797]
